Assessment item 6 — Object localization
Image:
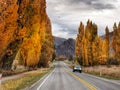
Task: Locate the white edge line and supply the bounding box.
[29,72,48,88]
[63,61,120,86]
[28,68,55,89]
[84,73,120,86]
[36,68,55,90]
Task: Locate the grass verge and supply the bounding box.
[85,72,120,80]
[1,68,54,90]
[64,61,120,80]
[83,65,120,80]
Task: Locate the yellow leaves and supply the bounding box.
[0,0,18,59]
[0,0,54,68]
[32,17,40,27]
[40,22,46,43]
[19,23,42,66]
[27,48,38,66]
[75,20,111,66]
[16,0,53,67]
[16,27,26,40]
[75,22,84,59]
[3,0,18,24]
[112,23,120,63]
[92,37,102,64]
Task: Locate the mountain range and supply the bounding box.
[54,37,75,59]
[54,31,114,59]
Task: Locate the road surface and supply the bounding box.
[29,61,120,90]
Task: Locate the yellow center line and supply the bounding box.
[63,67,97,90]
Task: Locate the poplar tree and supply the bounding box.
[75,22,84,65]
[112,23,117,58]
[116,23,120,63]
[105,26,110,59]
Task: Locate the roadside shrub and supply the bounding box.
[107,58,119,65]
[77,57,83,65]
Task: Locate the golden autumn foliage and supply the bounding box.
[75,20,111,66]
[75,22,84,61]
[20,24,41,67]
[39,17,54,67]
[16,0,54,68]
[101,40,108,64]
[76,20,120,65]
[92,37,102,65]
[105,26,110,58]
[112,23,117,55]
[99,27,110,65]
[0,0,18,60]
[112,22,120,64]
[0,0,54,69]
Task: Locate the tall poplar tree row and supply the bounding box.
[75,22,84,65]
[75,20,114,66]
[112,23,120,64]
[76,20,98,66]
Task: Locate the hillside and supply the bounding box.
[54,37,75,59]
[54,37,67,47]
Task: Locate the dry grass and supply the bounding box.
[1,68,53,90]
[84,65,120,80]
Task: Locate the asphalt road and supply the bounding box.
[29,61,120,90]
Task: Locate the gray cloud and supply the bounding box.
[65,0,116,10]
[46,0,120,39]
[93,3,115,10]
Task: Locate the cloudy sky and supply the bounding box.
[46,0,120,39]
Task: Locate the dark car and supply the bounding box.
[73,65,82,73]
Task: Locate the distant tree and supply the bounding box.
[84,20,98,66]
[112,22,120,64]
[39,18,54,67]
[116,22,120,64]
[81,37,86,65]
[92,37,102,65]
[101,40,108,65]
[105,26,110,59]
[75,20,98,66]
[112,23,117,58]
[75,22,84,64]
